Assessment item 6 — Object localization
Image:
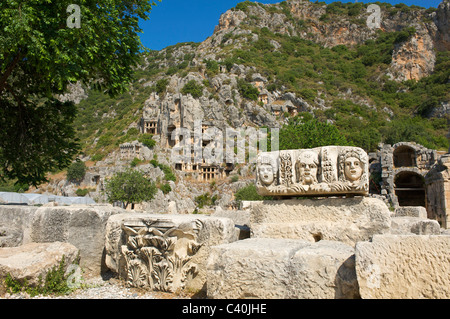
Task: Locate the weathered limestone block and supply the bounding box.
[256,146,369,197]
[29,205,124,276]
[0,206,39,245]
[206,238,359,299]
[390,217,441,235]
[394,206,428,218]
[0,226,22,247]
[250,197,391,246]
[211,207,251,240]
[0,205,124,275]
[105,213,236,293]
[0,242,79,287]
[355,235,450,299]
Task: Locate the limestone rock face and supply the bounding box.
[435,0,450,51]
[206,238,359,299]
[389,30,436,81]
[355,235,450,299]
[104,213,236,293]
[250,197,391,246]
[0,242,79,287]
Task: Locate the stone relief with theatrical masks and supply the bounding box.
[256,146,369,196]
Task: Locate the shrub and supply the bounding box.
[234,184,268,204]
[278,114,349,150]
[155,78,169,94]
[299,88,317,102]
[159,183,172,194]
[205,59,219,75]
[237,79,260,101]
[4,255,80,297]
[195,193,218,208]
[138,134,156,148]
[150,160,177,182]
[181,80,203,98]
[130,157,142,167]
[235,0,257,12]
[91,154,104,162]
[75,188,90,197]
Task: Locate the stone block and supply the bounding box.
[0,242,79,287]
[390,217,441,235]
[249,197,391,246]
[394,206,428,218]
[0,204,124,276]
[206,238,359,299]
[355,235,450,299]
[211,207,251,240]
[0,226,22,248]
[0,206,39,245]
[104,213,236,293]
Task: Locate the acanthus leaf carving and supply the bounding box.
[121,219,203,293]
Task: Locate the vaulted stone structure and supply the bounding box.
[370,141,450,229]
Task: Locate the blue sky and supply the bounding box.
[140,0,443,51]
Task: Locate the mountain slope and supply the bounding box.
[71,0,449,163]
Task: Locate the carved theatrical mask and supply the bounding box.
[296,150,319,185]
[259,164,275,186]
[257,156,278,186]
[344,156,363,182]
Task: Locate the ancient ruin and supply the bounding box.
[256,146,369,197]
[120,218,203,292]
[370,142,450,228]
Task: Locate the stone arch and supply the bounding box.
[393,145,416,168]
[394,171,426,207]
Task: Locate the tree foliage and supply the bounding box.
[138,134,156,148]
[237,79,260,101]
[0,0,157,186]
[279,113,349,150]
[105,169,157,209]
[181,80,203,98]
[66,161,87,183]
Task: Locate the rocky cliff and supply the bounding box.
[37,0,449,212]
[209,0,449,81]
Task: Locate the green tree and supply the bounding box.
[155,78,169,94]
[0,0,158,186]
[105,169,157,209]
[66,161,86,183]
[279,114,349,150]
